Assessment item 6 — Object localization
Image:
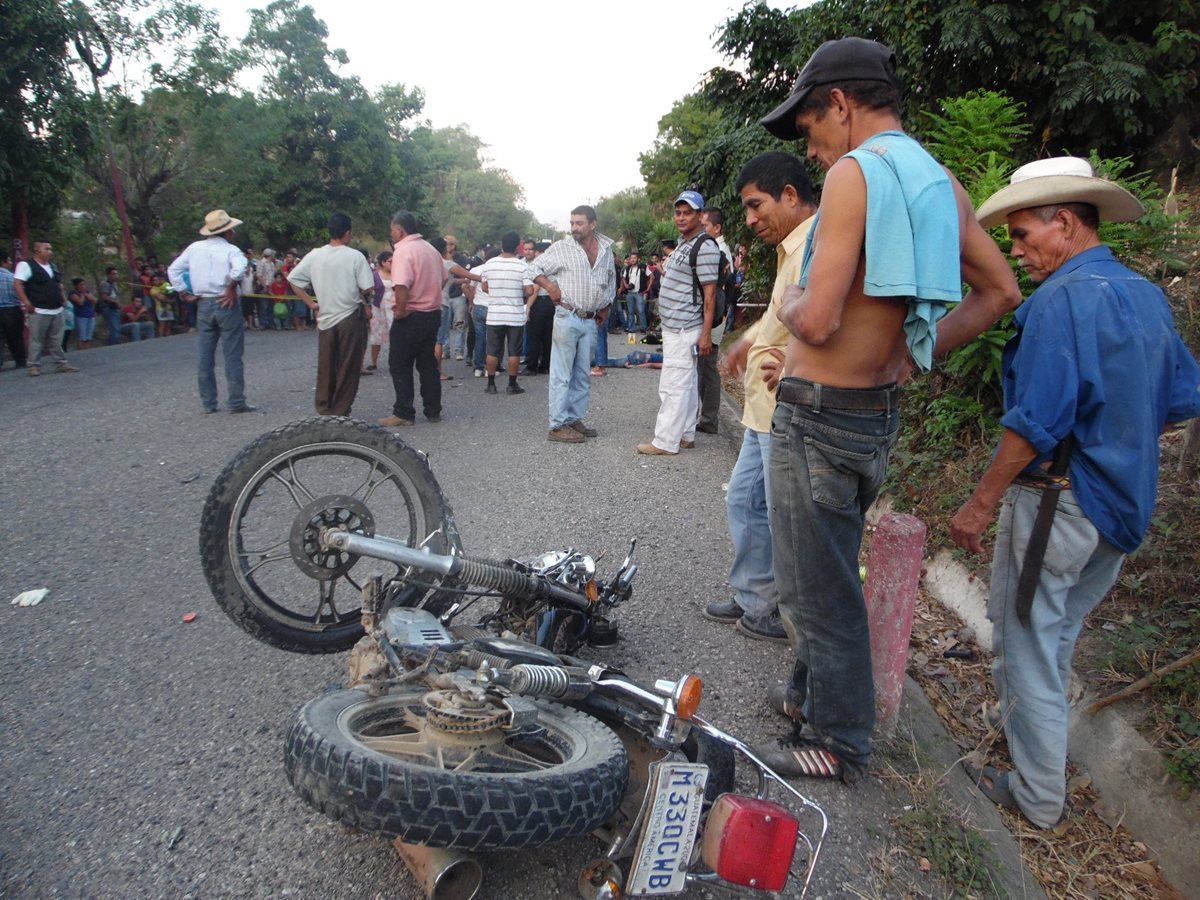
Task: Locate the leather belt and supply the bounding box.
[776,377,899,412]
[558,303,596,320]
[1013,437,1074,627]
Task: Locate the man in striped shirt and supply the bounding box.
[479,231,534,395]
[529,205,616,444]
[637,191,719,455]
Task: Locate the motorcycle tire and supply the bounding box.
[285,687,629,850]
[683,730,736,805]
[199,416,461,654]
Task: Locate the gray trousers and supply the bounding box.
[28,312,67,369]
[988,485,1124,827]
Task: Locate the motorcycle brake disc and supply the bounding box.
[288,494,376,579]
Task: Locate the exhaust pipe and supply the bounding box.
[392,839,482,900]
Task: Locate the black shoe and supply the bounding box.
[230,404,257,413]
[703,598,743,623]
[425,414,442,423]
[736,611,790,644]
[520,368,538,376]
[753,726,854,782]
[203,407,218,414]
[766,684,806,722]
[484,383,498,394]
[696,423,719,435]
[506,383,525,395]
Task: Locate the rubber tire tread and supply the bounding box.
[285,688,629,850]
[198,416,456,654]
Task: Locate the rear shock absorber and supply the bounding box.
[501,664,593,701]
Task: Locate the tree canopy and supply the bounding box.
[2,0,550,270]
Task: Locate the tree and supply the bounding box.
[638,95,724,209]
[595,188,660,254]
[707,0,1200,167]
[0,0,95,255]
[234,1,393,247]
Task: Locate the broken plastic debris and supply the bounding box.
[182,612,198,623]
[11,589,49,607]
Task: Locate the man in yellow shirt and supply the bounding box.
[705,152,817,642]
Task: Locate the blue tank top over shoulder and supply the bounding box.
[799,130,960,371]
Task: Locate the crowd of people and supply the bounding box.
[6,35,1199,847]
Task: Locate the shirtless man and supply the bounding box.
[753,37,1021,783]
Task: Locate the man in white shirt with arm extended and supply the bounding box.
[168,209,252,413]
[287,212,375,416]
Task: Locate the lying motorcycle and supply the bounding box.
[200,417,827,899]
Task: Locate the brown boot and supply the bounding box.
[548,426,585,443]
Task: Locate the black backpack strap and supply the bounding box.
[688,233,715,305]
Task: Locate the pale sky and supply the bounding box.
[208,0,794,228]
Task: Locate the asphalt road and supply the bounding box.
[0,329,924,899]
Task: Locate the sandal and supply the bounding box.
[962,759,1019,810]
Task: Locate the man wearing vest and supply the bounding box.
[621,251,650,334]
[168,209,254,413]
[14,241,78,376]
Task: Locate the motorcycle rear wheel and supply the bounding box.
[285,687,629,850]
[199,417,461,653]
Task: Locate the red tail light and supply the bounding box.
[701,794,799,892]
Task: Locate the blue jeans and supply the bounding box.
[472,304,488,370]
[437,304,452,346]
[989,486,1124,827]
[549,310,596,430]
[769,387,899,773]
[197,299,247,410]
[727,428,776,621]
[592,311,610,367]
[101,308,122,344]
[625,292,647,332]
[258,297,277,329]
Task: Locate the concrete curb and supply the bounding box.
[899,676,1048,899]
[922,552,1200,893]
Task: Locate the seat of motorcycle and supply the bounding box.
[474,636,562,667]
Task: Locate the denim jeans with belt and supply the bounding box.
[197,298,246,410]
[988,485,1124,826]
[768,384,899,772]
[548,309,595,430]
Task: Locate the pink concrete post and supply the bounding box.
[864,511,927,737]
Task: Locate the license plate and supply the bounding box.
[626,761,709,895]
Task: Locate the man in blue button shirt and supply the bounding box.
[951,157,1200,828]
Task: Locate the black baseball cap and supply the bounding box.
[760,38,899,140]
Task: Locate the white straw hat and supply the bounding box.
[199,209,243,236]
[976,157,1144,229]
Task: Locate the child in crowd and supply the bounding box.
[150,275,175,337]
[68,277,97,349]
[270,272,290,329]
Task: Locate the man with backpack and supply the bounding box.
[697,206,733,434]
[636,190,718,455]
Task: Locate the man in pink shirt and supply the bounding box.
[379,210,448,427]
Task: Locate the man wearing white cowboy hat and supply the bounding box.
[951,156,1200,827]
[168,209,254,413]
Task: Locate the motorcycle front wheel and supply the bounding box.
[285,687,629,850]
[199,417,461,653]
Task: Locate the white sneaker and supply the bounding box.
[474,368,483,377]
